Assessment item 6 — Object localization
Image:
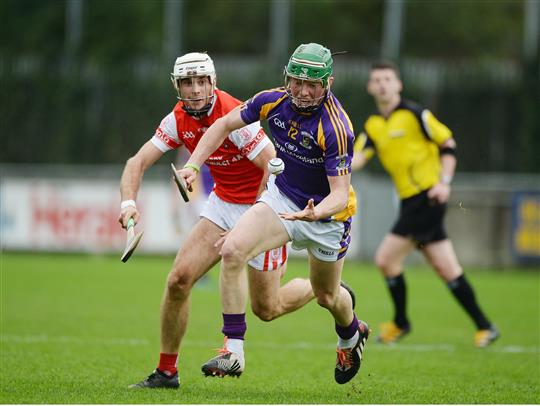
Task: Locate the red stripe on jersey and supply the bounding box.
[240,128,266,156]
[263,250,270,272]
[156,127,181,149]
[271,249,279,270]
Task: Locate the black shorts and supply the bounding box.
[391,190,447,247]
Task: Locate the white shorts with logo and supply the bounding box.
[200,191,288,271]
[257,177,352,262]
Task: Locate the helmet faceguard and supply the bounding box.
[170,52,217,117]
[284,43,333,113]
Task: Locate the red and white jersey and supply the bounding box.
[151,89,271,204]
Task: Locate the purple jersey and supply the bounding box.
[240,87,356,221]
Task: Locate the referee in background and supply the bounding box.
[352,61,499,348]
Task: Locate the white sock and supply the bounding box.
[338,331,359,349]
[226,338,244,356]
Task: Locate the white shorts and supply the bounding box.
[200,192,288,271]
[257,177,352,262]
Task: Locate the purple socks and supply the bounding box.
[335,314,359,339]
[222,313,247,340]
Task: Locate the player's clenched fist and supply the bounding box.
[118,205,139,228]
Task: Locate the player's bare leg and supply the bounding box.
[309,256,351,324]
[130,218,223,388]
[374,233,415,344]
[421,239,462,281]
[220,203,291,314]
[422,239,499,347]
[248,264,314,322]
[308,254,370,384]
[374,233,416,278]
[160,218,223,352]
[202,203,290,378]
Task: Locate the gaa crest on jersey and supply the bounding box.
[301,131,313,149]
[335,154,349,170]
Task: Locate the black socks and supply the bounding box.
[385,274,410,329]
[448,275,491,330]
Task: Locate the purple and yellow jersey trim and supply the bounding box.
[259,89,289,121]
[241,88,357,222]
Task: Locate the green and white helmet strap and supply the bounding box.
[290,56,327,68]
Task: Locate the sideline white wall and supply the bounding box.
[1,165,538,267]
[1,177,200,254]
[1,175,358,258]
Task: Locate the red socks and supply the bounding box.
[158,352,178,376]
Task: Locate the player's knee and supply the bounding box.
[432,260,462,281]
[374,251,388,270]
[251,302,276,322]
[166,266,194,298]
[221,239,247,268]
[315,291,336,309]
[374,252,398,275]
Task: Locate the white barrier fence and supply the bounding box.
[2,177,201,254]
[2,165,538,267]
[1,173,357,258]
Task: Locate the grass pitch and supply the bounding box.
[1,253,539,404]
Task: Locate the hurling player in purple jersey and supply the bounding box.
[180,43,370,385]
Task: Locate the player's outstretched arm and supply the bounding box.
[279,198,317,222]
[118,141,164,227]
[181,106,247,188]
[280,174,350,222]
[312,174,351,219]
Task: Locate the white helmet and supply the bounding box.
[170,52,217,117]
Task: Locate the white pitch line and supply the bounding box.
[141,338,540,354]
[1,334,538,354]
[0,334,149,346]
[185,340,539,354]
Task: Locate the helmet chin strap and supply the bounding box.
[181,94,216,117]
[286,88,328,114]
[182,102,212,117]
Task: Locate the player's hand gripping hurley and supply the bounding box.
[120,218,144,263]
[171,162,191,202]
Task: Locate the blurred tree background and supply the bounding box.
[1,0,538,172]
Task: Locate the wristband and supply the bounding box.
[183,163,200,173]
[441,175,453,185]
[120,200,137,210]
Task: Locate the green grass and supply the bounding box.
[1,252,539,404]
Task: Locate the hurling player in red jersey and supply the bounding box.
[118,53,314,389]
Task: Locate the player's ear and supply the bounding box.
[328,76,334,88]
[366,79,374,96]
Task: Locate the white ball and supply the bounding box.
[268,157,285,175]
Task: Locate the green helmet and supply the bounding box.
[285,43,333,87]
